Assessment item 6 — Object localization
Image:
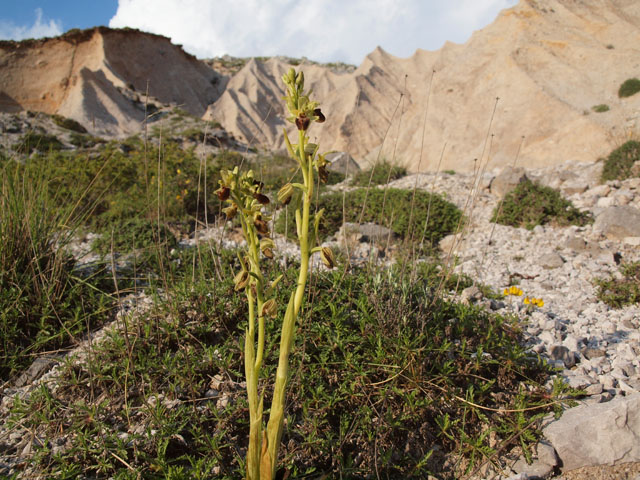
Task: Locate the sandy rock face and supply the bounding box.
[209,0,640,172]
[0,27,224,137]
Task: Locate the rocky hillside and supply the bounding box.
[0,27,225,137]
[212,0,640,171]
[1,0,639,171]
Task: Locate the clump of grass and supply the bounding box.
[8,256,569,479]
[591,104,610,113]
[51,114,87,133]
[68,132,105,149]
[93,218,177,254]
[276,188,462,246]
[12,132,64,154]
[595,261,640,308]
[600,140,640,182]
[351,159,407,186]
[491,179,591,230]
[618,78,640,98]
[0,164,110,379]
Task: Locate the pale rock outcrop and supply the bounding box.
[544,394,640,471]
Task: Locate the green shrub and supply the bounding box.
[276,187,462,246]
[600,140,640,182]
[591,104,610,113]
[595,261,640,308]
[68,132,105,148]
[13,132,64,154]
[92,217,178,255]
[13,260,566,478]
[51,114,87,133]
[618,78,640,98]
[351,159,407,186]
[491,179,591,230]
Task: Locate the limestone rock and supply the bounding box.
[13,357,58,388]
[544,393,640,471]
[539,252,565,269]
[593,206,640,240]
[490,167,528,198]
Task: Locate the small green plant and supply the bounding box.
[351,159,407,186]
[591,104,610,113]
[595,261,640,308]
[216,68,333,479]
[276,187,462,247]
[600,140,640,182]
[51,114,88,133]
[443,169,456,175]
[618,78,640,98]
[491,179,591,230]
[13,132,64,154]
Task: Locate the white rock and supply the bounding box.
[544,393,640,471]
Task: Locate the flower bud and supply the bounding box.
[253,193,270,205]
[234,270,249,291]
[216,186,230,201]
[222,204,238,219]
[260,238,275,259]
[261,299,277,317]
[277,183,294,205]
[321,247,335,269]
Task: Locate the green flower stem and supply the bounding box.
[265,128,313,476]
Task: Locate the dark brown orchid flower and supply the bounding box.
[253,192,270,205]
[254,217,270,236]
[314,108,325,123]
[216,186,230,201]
[295,114,310,131]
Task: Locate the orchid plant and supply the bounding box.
[215,67,334,480]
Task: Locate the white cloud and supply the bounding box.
[109,0,518,64]
[0,8,63,41]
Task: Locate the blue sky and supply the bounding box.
[0,0,518,64]
[0,1,117,35]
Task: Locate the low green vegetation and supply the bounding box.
[595,261,640,308]
[68,132,105,148]
[591,104,610,113]
[276,188,462,246]
[7,253,570,478]
[600,140,640,182]
[351,159,407,186]
[51,114,88,133]
[491,179,591,230]
[618,78,640,98]
[13,132,64,154]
